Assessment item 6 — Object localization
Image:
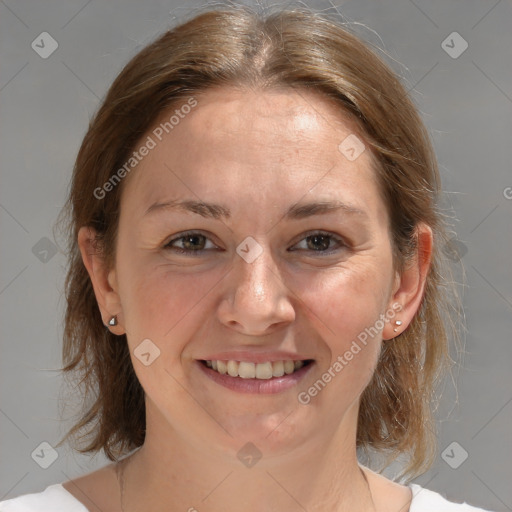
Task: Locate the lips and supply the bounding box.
[196,354,315,394]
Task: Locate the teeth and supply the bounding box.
[227,360,239,377]
[238,362,256,379]
[284,360,295,374]
[272,360,284,377]
[205,359,308,379]
[255,362,273,379]
[217,360,227,375]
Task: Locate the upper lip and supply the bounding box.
[199,351,313,364]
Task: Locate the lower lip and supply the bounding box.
[196,360,314,394]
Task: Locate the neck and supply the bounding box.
[119,400,376,512]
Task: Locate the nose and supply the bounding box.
[217,244,296,336]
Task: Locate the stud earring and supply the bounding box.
[108,316,118,326]
[393,320,403,333]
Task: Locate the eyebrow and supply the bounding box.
[143,199,368,221]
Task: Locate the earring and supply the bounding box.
[393,320,403,333]
[108,316,118,326]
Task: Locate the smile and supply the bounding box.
[204,359,312,379]
[198,359,315,394]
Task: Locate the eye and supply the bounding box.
[290,231,346,254]
[163,230,347,256]
[164,231,218,255]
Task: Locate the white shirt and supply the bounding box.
[0,482,493,511]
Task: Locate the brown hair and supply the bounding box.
[55,4,458,481]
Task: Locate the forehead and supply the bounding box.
[120,87,383,219]
[169,87,361,158]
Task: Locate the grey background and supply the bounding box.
[1,0,511,510]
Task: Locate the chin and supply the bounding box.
[218,408,315,455]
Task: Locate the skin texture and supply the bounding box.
[72,87,432,511]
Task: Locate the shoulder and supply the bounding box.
[0,462,120,512]
[409,483,495,511]
[361,466,494,512]
[0,483,88,512]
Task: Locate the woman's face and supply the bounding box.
[102,87,404,457]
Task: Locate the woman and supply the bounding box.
[0,5,494,512]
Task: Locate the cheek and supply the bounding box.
[117,257,225,354]
[116,264,226,402]
[296,260,390,377]
[294,265,388,412]
[301,261,389,336]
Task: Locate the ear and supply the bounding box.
[77,226,125,335]
[382,223,433,341]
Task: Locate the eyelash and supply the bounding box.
[163,230,347,256]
